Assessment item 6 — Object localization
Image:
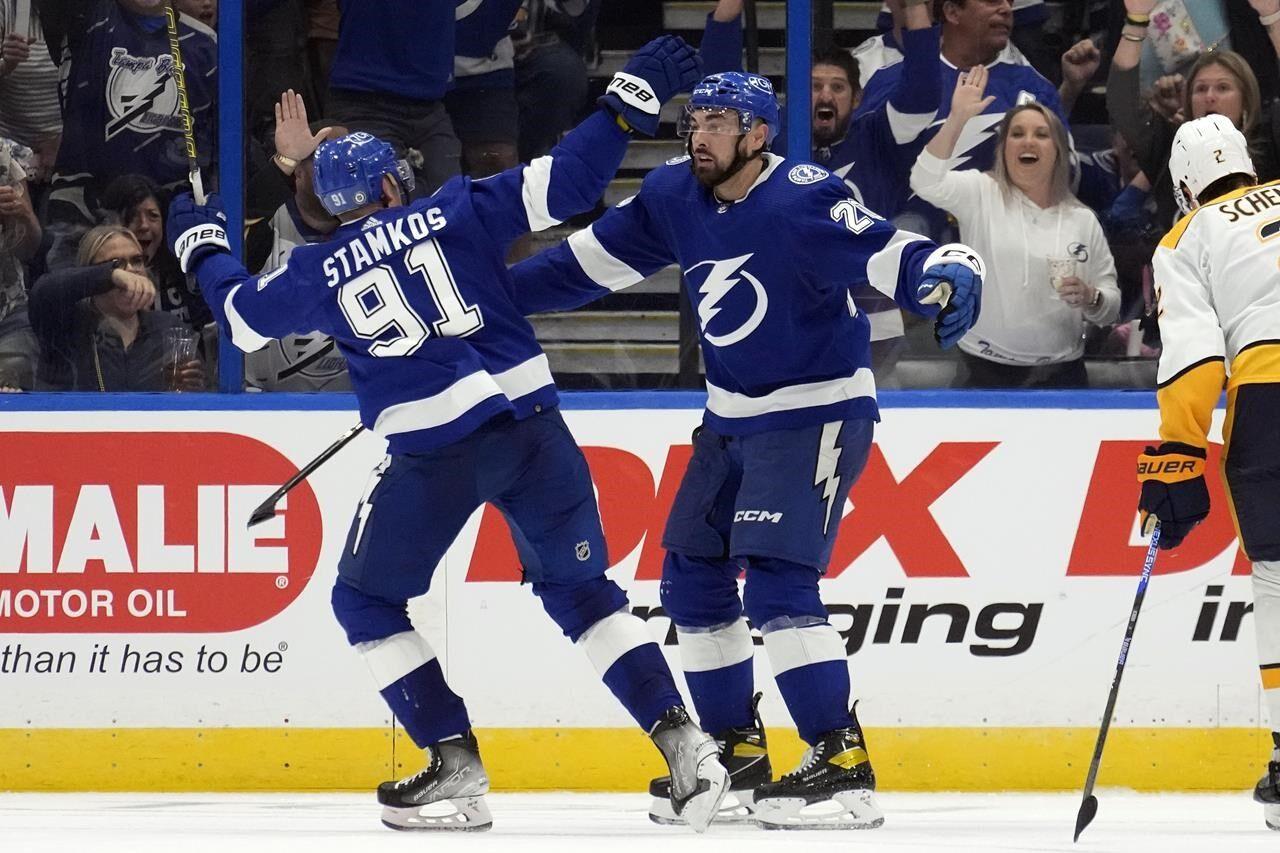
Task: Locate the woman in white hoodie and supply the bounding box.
[910,65,1119,388]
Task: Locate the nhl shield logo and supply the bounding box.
[575,541,591,562]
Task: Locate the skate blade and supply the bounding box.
[755,789,884,830]
[648,790,758,826]
[678,760,731,834]
[1264,803,1280,831]
[380,795,493,832]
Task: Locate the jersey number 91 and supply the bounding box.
[337,240,484,357]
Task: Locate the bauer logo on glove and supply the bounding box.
[1136,442,1209,548]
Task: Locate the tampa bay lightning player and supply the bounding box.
[163,37,733,834]
[509,72,985,830]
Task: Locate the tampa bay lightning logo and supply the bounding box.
[686,254,768,347]
[788,164,829,185]
[747,75,774,94]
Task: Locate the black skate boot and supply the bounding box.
[1253,731,1280,830]
[648,705,730,833]
[377,731,492,831]
[649,693,772,826]
[752,702,883,830]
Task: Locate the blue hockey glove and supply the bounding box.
[1137,442,1209,549]
[917,243,985,349]
[599,35,702,136]
[168,192,230,273]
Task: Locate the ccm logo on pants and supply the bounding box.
[735,510,783,523]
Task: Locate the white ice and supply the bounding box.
[1,791,1274,853]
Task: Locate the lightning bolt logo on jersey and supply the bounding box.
[54,4,216,189]
[689,254,768,347]
[508,152,952,437]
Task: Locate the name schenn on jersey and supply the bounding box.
[1213,184,1280,222]
[322,207,449,286]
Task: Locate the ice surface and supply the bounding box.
[2,791,1275,853]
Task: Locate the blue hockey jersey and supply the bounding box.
[52,3,216,189]
[191,110,631,454]
[699,17,939,219]
[455,0,522,89]
[857,49,1065,178]
[509,155,945,435]
[330,0,455,101]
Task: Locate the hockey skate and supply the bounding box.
[752,703,884,830]
[649,693,772,826]
[1253,731,1280,830]
[377,731,492,831]
[648,705,731,833]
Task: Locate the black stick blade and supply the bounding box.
[1073,794,1098,842]
[247,500,279,529]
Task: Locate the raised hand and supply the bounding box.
[951,65,996,122]
[1149,74,1185,124]
[600,35,703,136]
[1124,0,1158,15]
[1061,39,1101,89]
[274,89,330,166]
[168,192,231,273]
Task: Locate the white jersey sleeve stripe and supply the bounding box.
[373,355,554,436]
[886,101,936,145]
[675,619,754,672]
[577,609,653,675]
[865,230,925,298]
[223,284,273,352]
[568,224,646,291]
[521,156,559,231]
[355,631,437,690]
[762,624,847,676]
[705,369,876,421]
[491,352,555,400]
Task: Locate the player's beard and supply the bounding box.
[688,136,764,190]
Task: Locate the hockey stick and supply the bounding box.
[247,423,366,527]
[164,1,204,203]
[1072,522,1162,842]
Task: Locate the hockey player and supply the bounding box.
[1136,114,1280,830]
[164,37,733,833]
[509,71,985,829]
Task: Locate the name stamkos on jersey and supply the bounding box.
[322,207,448,286]
[788,164,829,185]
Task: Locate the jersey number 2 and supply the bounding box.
[830,198,876,234]
[338,240,483,357]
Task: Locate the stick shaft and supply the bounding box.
[1079,525,1162,800]
[164,2,204,203]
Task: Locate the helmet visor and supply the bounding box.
[677,105,754,138]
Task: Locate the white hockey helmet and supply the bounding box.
[1169,114,1256,216]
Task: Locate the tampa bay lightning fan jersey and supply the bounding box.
[509,154,945,435]
[856,49,1065,178]
[52,3,217,189]
[190,111,630,454]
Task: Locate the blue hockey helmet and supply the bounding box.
[678,72,780,145]
[312,132,415,216]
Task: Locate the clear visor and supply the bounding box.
[677,105,753,138]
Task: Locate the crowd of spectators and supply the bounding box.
[1,0,1277,392]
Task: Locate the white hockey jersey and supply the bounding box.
[1152,179,1280,447]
